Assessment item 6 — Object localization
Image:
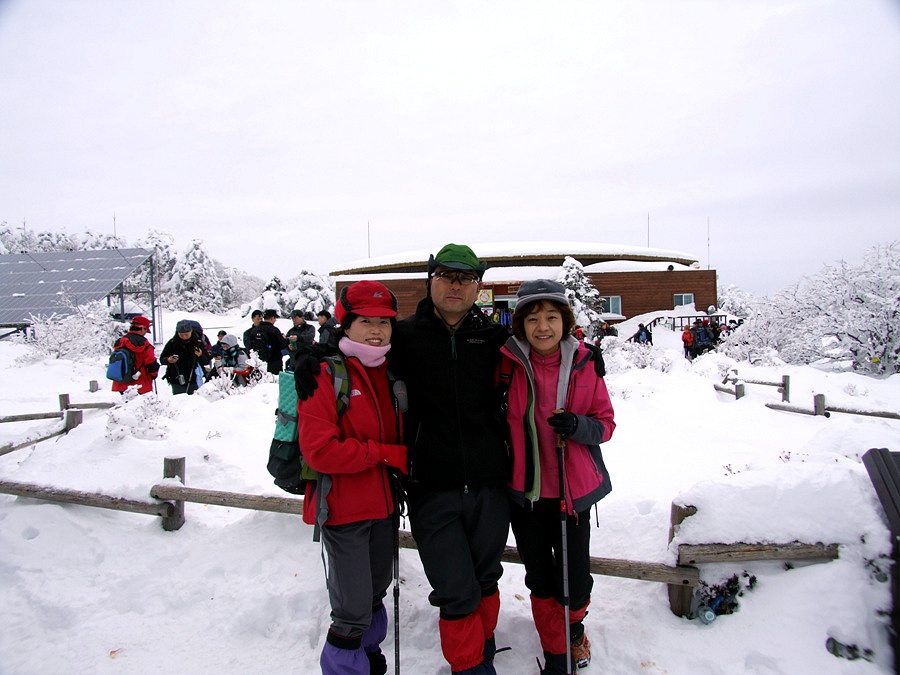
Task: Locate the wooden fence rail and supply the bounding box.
[765,394,900,420]
[0,479,172,517]
[0,409,83,457]
[723,370,790,402]
[0,391,117,457]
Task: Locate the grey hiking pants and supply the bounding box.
[321,517,394,639]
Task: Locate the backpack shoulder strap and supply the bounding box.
[324,356,351,418]
[498,354,515,387]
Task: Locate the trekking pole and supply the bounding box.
[554,409,573,675]
[393,507,401,675]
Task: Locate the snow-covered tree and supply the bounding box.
[717,284,757,319]
[241,271,334,318]
[721,241,900,375]
[557,256,602,339]
[169,240,225,312]
[283,271,334,317]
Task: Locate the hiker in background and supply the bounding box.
[210,330,228,358]
[297,281,407,675]
[243,310,268,360]
[110,315,159,395]
[631,323,652,345]
[681,324,694,360]
[160,319,211,395]
[261,309,288,375]
[317,309,340,350]
[690,319,712,357]
[286,310,316,371]
[500,280,616,674]
[210,334,252,384]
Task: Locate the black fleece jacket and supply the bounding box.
[389,297,510,490]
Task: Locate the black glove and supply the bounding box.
[547,411,579,440]
[582,341,607,378]
[293,352,320,400]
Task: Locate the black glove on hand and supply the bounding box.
[583,341,607,378]
[547,411,579,439]
[293,353,320,400]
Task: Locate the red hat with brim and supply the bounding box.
[335,281,398,324]
[131,315,151,329]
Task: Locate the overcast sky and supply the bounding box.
[1,0,898,296]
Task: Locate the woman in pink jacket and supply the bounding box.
[500,279,616,675]
[298,281,408,675]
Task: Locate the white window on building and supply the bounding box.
[600,296,622,315]
[674,293,694,308]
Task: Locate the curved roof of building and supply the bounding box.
[332,241,699,275]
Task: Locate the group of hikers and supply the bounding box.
[109,243,618,675]
[681,318,726,359]
[109,306,343,396]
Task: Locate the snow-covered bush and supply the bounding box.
[17,298,124,363]
[105,389,178,441]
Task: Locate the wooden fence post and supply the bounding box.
[668,502,698,617]
[735,383,745,400]
[63,409,82,432]
[89,380,99,393]
[814,394,827,417]
[780,375,790,403]
[161,457,186,531]
[59,394,70,410]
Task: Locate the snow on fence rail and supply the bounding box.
[0,456,844,619]
[0,390,116,456]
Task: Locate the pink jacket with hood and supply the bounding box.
[500,335,615,515]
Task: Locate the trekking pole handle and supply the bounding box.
[553,408,565,449]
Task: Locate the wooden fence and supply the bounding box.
[766,394,900,420]
[0,390,115,457]
[0,455,844,620]
[721,369,790,402]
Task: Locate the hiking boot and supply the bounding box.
[571,633,591,669]
[539,652,572,674]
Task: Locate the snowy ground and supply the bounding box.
[2,310,900,674]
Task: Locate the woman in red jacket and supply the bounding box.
[297,281,408,675]
[500,280,616,675]
[110,315,159,395]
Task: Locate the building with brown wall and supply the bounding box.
[331,242,717,322]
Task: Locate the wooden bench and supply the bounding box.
[862,448,900,673]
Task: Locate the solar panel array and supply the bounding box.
[0,248,153,325]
